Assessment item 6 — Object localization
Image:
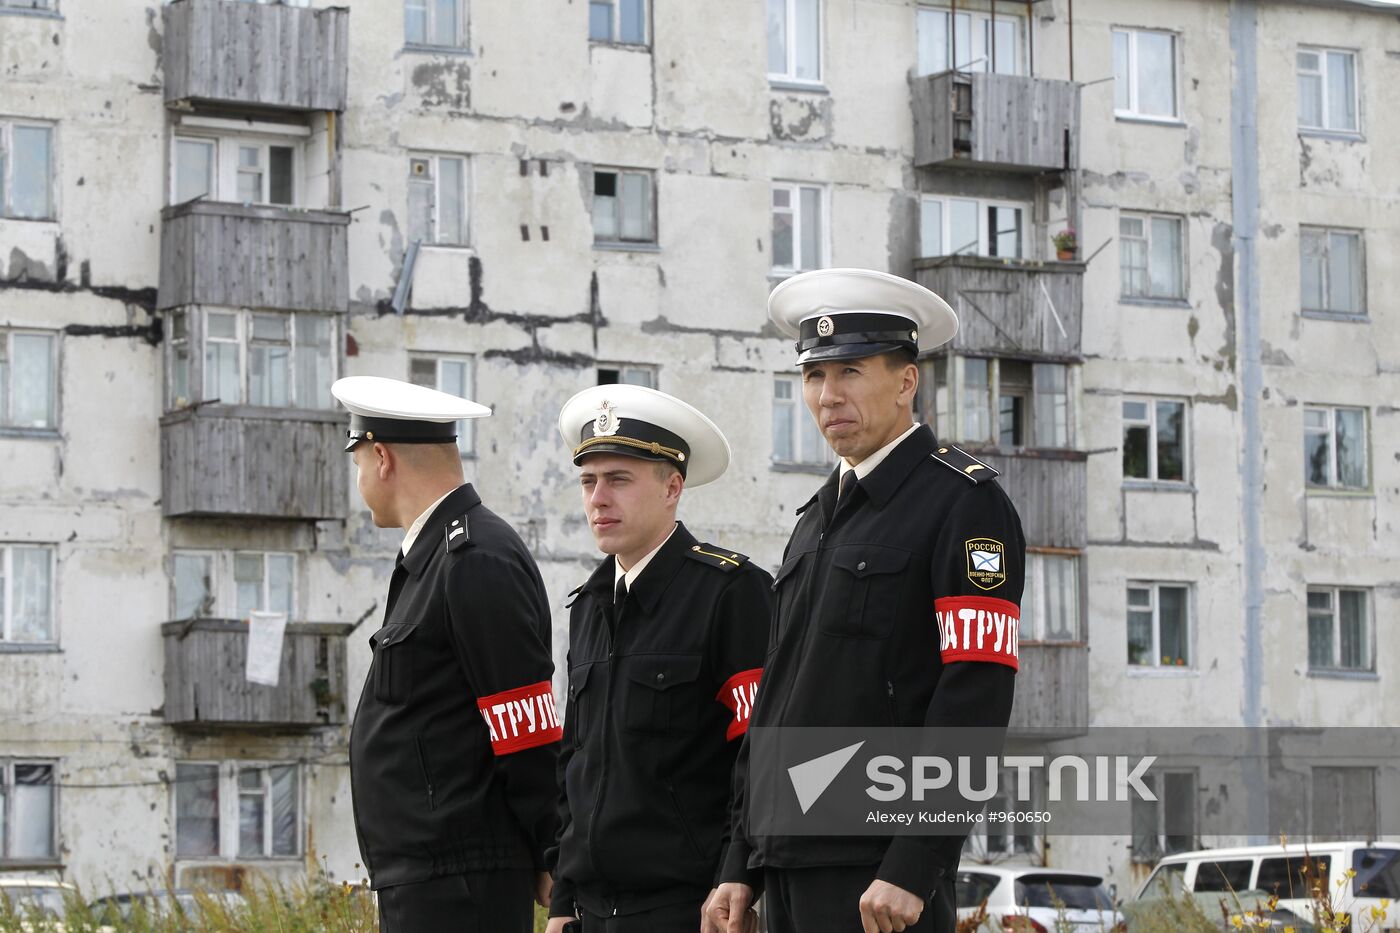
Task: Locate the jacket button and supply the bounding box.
[857,561,867,571]
[656,673,665,682]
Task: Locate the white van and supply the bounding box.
[1135,842,1400,929]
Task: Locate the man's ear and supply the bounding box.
[666,470,685,507]
[374,442,394,481]
[899,362,919,408]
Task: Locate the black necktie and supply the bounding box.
[615,576,628,609]
[838,470,858,503]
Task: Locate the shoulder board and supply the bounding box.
[445,514,474,552]
[930,445,999,485]
[685,543,750,572]
[563,583,585,609]
[794,497,819,516]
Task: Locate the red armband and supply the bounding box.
[476,681,563,755]
[716,668,762,741]
[934,596,1020,671]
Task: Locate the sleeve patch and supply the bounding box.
[716,667,762,741]
[476,681,564,755]
[964,538,1007,590]
[935,596,1020,671]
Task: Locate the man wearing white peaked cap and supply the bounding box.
[333,376,560,933]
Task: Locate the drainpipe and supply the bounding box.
[1229,0,1267,843]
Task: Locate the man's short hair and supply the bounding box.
[653,460,682,482]
[882,347,917,368]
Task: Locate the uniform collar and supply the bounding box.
[857,423,936,508]
[402,488,455,556]
[401,482,482,578]
[614,523,678,591]
[839,422,920,483]
[585,522,697,615]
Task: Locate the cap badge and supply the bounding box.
[593,400,620,437]
[816,315,835,337]
[910,329,918,341]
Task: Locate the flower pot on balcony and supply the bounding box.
[1056,248,1077,261]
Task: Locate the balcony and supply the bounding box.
[160,405,348,521]
[911,70,1080,172]
[1007,643,1088,738]
[914,256,1083,359]
[162,0,349,112]
[159,201,349,313]
[965,448,1086,549]
[162,618,352,730]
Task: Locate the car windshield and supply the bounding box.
[1139,863,1187,899]
[1,886,71,917]
[1015,875,1113,910]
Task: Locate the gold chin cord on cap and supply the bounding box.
[572,435,688,463]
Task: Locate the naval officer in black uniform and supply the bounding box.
[334,376,561,933]
[546,385,771,933]
[708,270,1026,933]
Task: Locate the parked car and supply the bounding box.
[956,865,1126,931]
[1123,887,1318,931]
[0,877,78,918]
[87,888,246,924]
[1134,842,1400,928]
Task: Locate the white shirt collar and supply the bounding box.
[840,422,920,483]
[614,523,679,592]
[401,488,456,556]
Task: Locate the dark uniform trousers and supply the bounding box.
[719,426,1026,933]
[376,869,534,933]
[579,899,701,932]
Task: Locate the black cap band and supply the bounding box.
[796,312,919,358]
[345,414,458,451]
[573,418,691,476]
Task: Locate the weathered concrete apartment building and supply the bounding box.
[0,0,1395,895]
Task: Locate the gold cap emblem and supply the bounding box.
[593,400,620,437]
[816,315,834,337]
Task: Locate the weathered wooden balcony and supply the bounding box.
[914,256,1083,359]
[163,0,349,112]
[160,405,347,520]
[1007,643,1088,738]
[162,619,352,730]
[963,448,1087,550]
[159,201,349,313]
[912,70,1080,172]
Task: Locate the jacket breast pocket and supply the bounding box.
[623,654,704,735]
[370,622,418,704]
[769,552,807,654]
[567,662,596,749]
[819,546,911,639]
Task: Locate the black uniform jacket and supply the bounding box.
[350,483,560,889]
[548,523,772,918]
[720,425,1026,900]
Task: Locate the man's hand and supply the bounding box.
[859,880,925,933]
[535,872,553,909]
[544,918,573,933]
[703,882,758,933]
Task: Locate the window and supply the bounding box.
[1304,406,1367,490]
[0,760,57,862]
[979,767,1040,857]
[170,135,300,207]
[1021,552,1079,642]
[0,330,56,429]
[772,183,825,274]
[593,169,654,245]
[596,364,656,389]
[408,155,468,246]
[916,7,1023,76]
[1,121,54,220]
[1131,770,1196,861]
[175,762,300,860]
[944,357,1072,449]
[955,872,999,910]
[409,355,477,456]
[1,0,56,9]
[1300,227,1363,315]
[1307,587,1371,673]
[1112,28,1178,120]
[1122,398,1187,483]
[1297,48,1358,133]
[1193,861,1253,893]
[773,375,832,467]
[1352,849,1400,900]
[1,545,54,645]
[1313,767,1376,841]
[768,0,820,83]
[1257,853,1332,899]
[920,196,1027,259]
[1127,583,1190,668]
[589,0,646,44]
[165,309,337,410]
[1119,213,1184,300]
[404,0,467,48]
[171,550,295,621]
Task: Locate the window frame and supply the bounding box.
[170,549,298,621]
[771,182,828,275]
[592,167,656,247]
[767,0,824,85]
[1020,550,1082,643]
[173,760,303,862]
[588,0,649,46]
[1121,396,1190,485]
[404,0,470,50]
[1303,405,1369,492]
[919,195,1030,260]
[408,353,478,457]
[1310,767,1376,842]
[0,544,57,647]
[1119,211,1186,301]
[1306,586,1373,674]
[772,373,834,469]
[1126,581,1192,670]
[0,328,58,432]
[165,309,339,411]
[915,5,1027,77]
[169,132,305,208]
[1112,27,1181,122]
[0,120,56,221]
[596,363,658,390]
[0,758,60,864]
[973,766,1042,858]
[1299,226,1365,316]
[1296,46,1360,135]
[1131,768,1198,862]
[944,356,1074,450]
[407,153,471,247]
